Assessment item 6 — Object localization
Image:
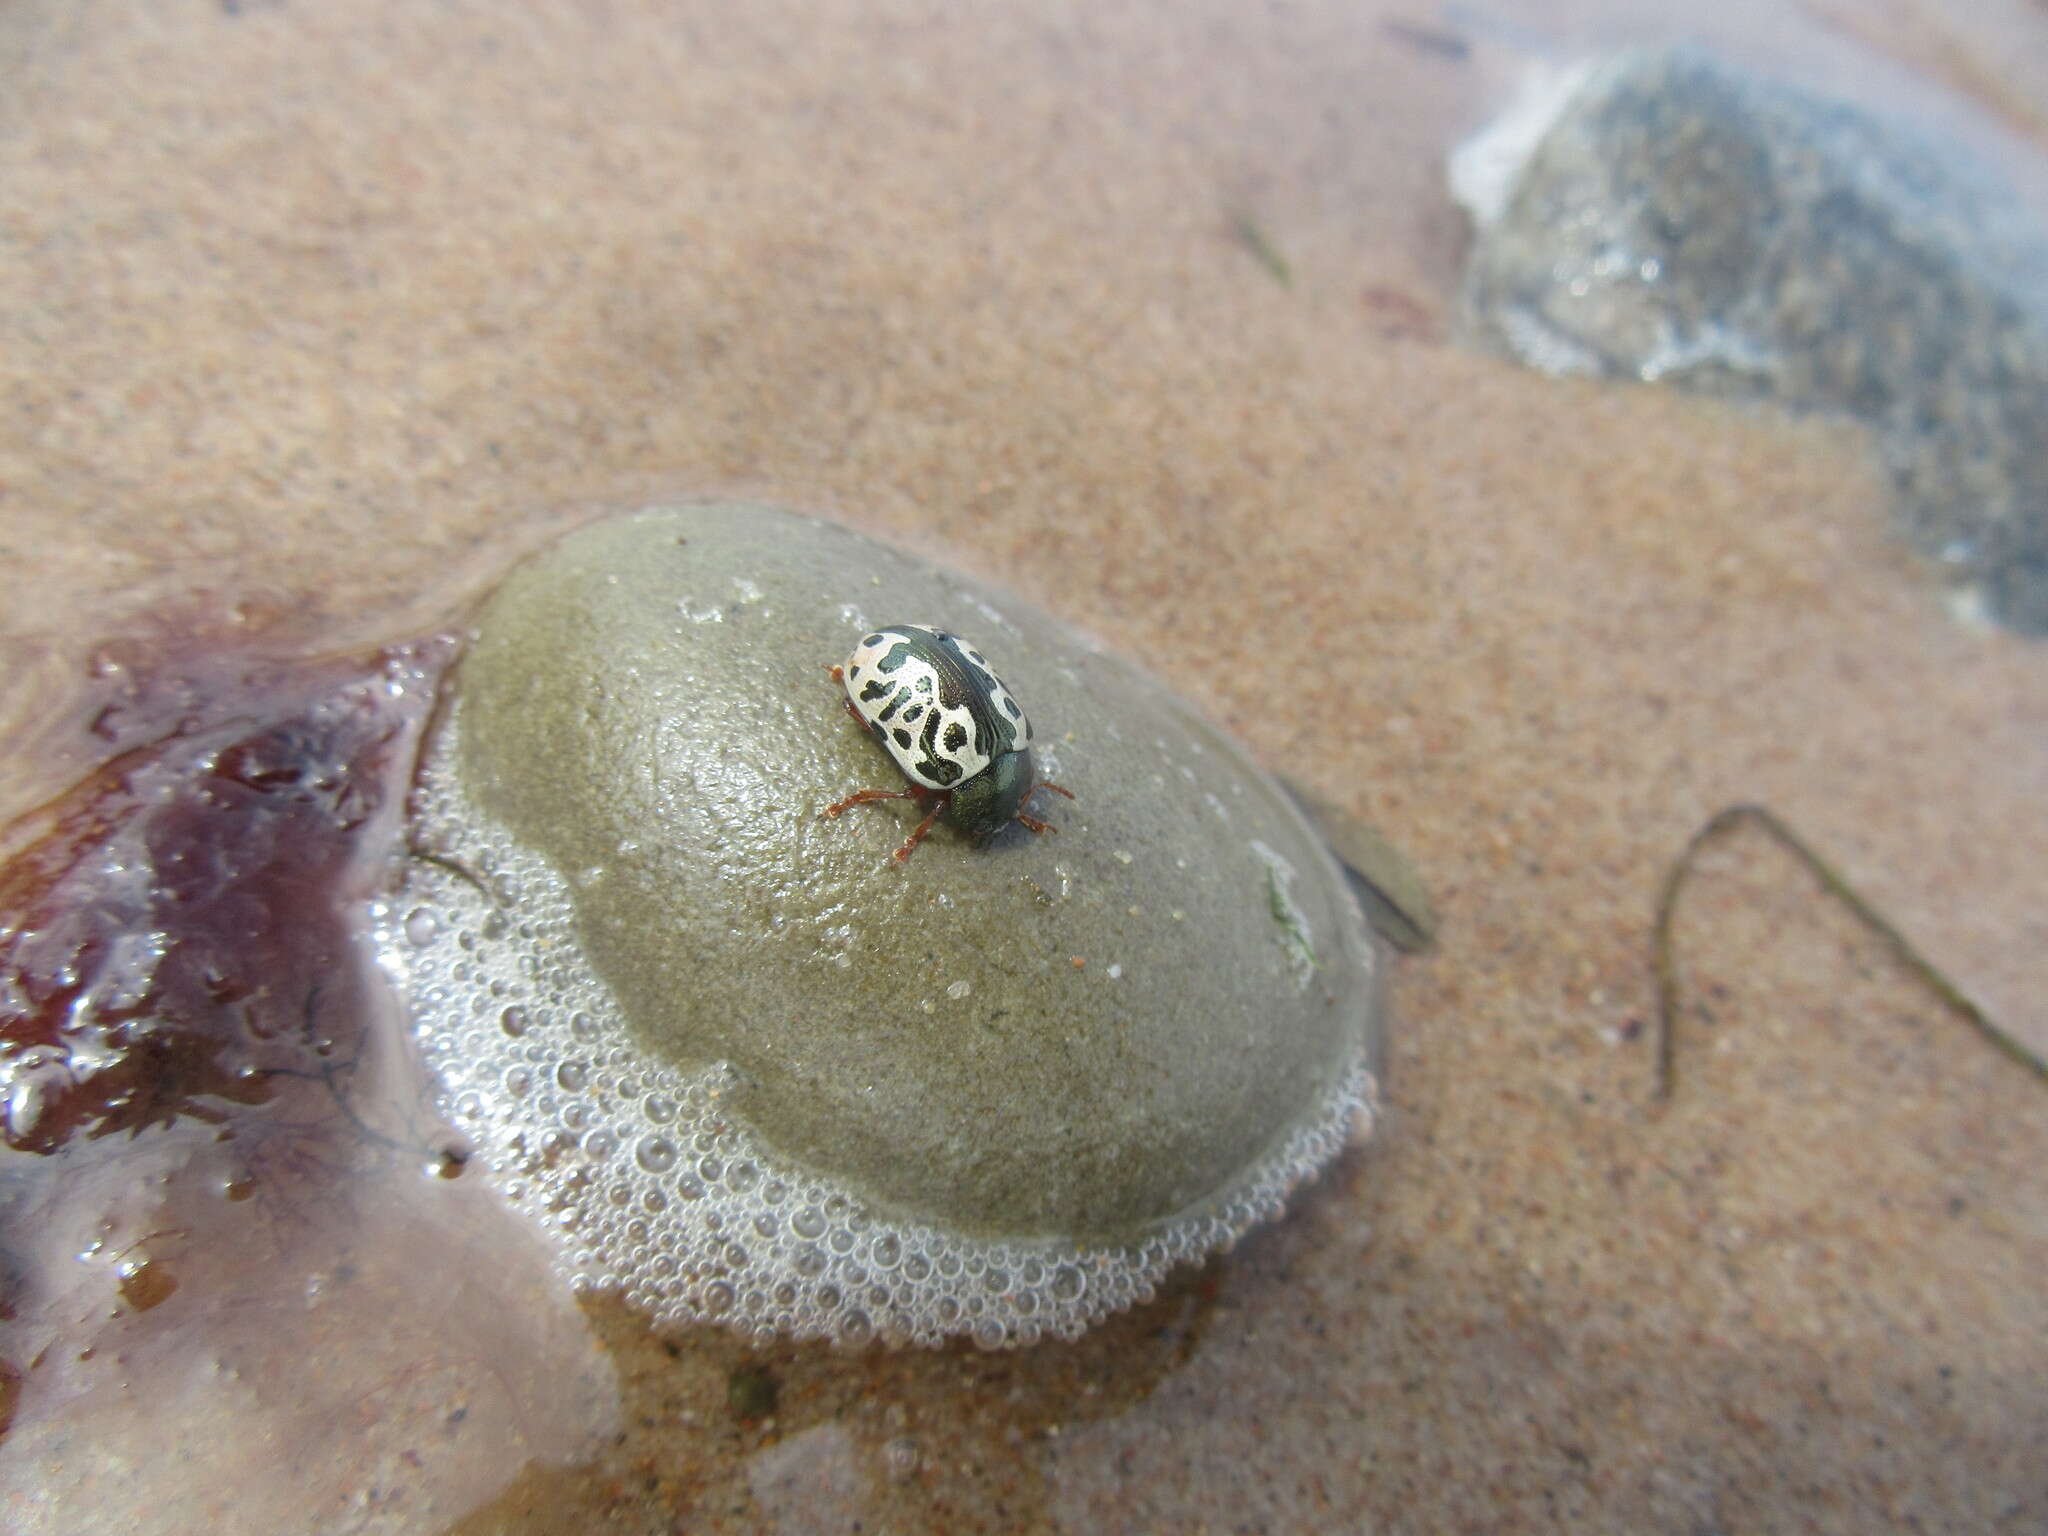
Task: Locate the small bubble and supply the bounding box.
[499,1005,530,1037]
[405,907,441,946]
[884,1436,921,1482]
[556,1062,589,1092]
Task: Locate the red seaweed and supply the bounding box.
[0,640,450,1155]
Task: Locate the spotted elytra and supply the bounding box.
[823,625,1074,862]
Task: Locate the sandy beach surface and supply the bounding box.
[2,1,2045,1531]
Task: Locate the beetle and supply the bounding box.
[822,624,1073,862]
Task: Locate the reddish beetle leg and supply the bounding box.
[823,782,953,863]
[827,664,867,728]
[1014,779,1075,835]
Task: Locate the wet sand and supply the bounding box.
[2,0,2045,1530]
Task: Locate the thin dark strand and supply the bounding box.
[255,983,418,1156]
[407,846,492,899]
[1653,803,2047,1105]
[1228,211,1294,289]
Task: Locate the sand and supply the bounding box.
[2,0,2044,1530]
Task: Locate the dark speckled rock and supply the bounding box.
[1453,48,2048,633]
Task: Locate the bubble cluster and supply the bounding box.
[378,740,1377,1348]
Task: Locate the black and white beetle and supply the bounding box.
[823,624,1073,862]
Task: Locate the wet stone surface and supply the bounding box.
[1453,47,2048,633]
[388,503,1384,1345]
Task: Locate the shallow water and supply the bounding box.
[3,0,2047,1530]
